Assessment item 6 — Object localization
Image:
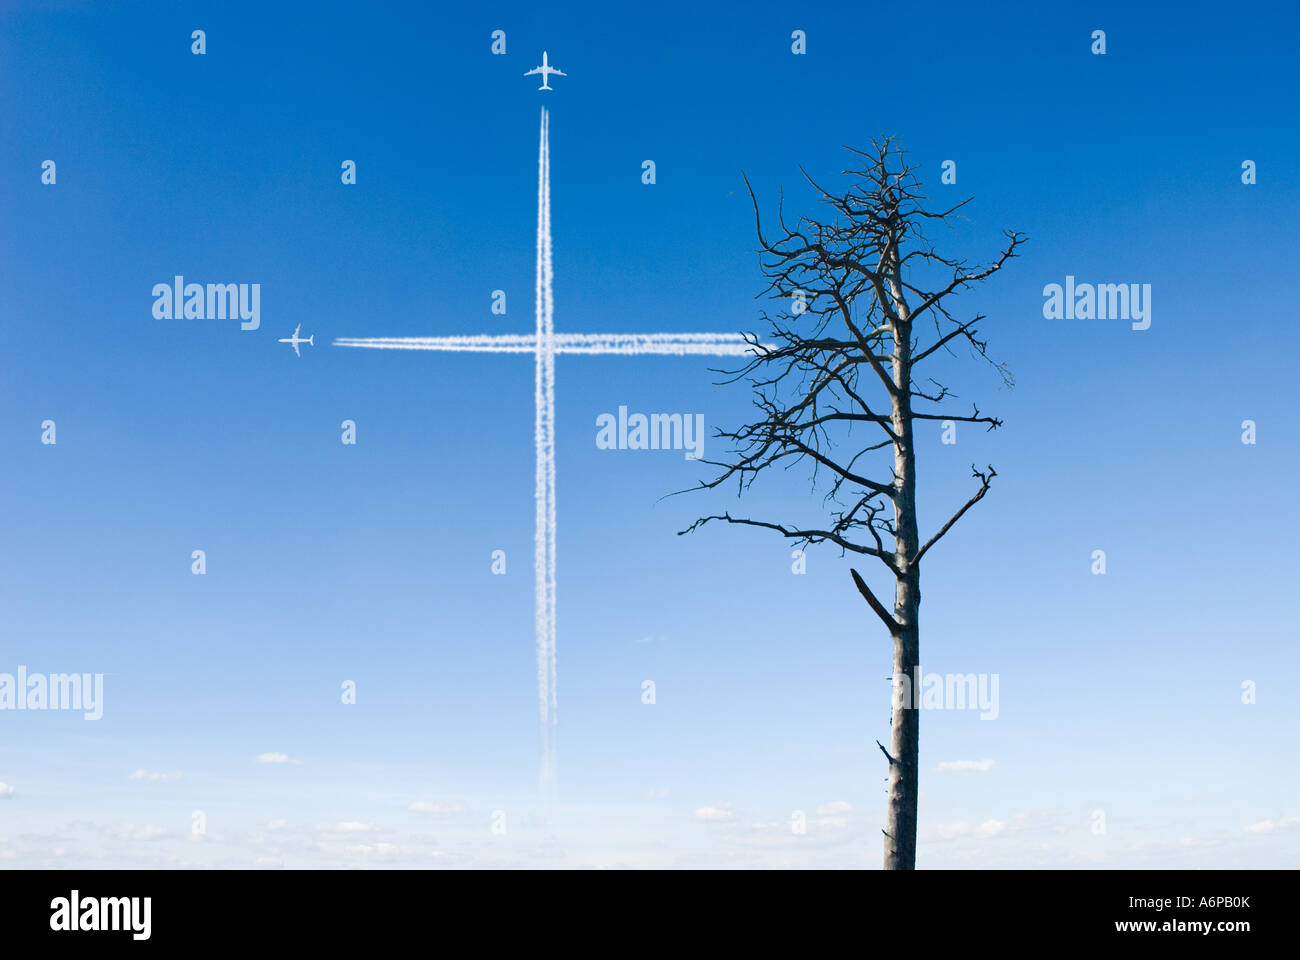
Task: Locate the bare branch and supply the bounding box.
[911,404,1002,431]
[912,464,996,565]
[852,568,902,633]
[679,513,898,572]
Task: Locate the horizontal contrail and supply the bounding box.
[333,332,759,356]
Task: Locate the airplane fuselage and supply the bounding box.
[526,52,565,91]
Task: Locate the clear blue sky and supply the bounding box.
[1,0,1298,867]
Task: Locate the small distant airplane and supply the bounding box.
[279,323,314,358]
[524,51,566,90]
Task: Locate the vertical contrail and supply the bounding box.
[535,107,558,803]
[543,109,559,800]
[533,105,548,795]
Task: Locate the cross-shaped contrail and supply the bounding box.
[336,107,755,802]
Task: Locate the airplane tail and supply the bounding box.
[308,335,315,346]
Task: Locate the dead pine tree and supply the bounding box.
[679,139,1025,869]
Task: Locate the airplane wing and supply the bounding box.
[552,69,566,76]
[292,340,301,358]
[292,323,301,337]
[524,66,541,76]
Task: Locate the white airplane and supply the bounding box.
[278,323,314,358]
[524,51,566,90]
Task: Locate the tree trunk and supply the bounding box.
[884,579,920,869]
[885,258,921,870]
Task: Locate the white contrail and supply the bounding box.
[335,334,540,352]
[551,334,754,355]
[541,108,559,800]
[535,107,555,800]
[333,332,758,355]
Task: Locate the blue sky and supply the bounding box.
[1,0,1298,867]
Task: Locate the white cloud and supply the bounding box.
[408,801,465,818]
[0,782,14,799]
[345,842,407,859]
[328,822,379,834]
[701,808,864,851]
[254,753,296,765]
[816,800,852,816]
[119,824,169,842]
[1244,816,1300,834]
[937,759,994,774]
[970,812,1041,840]
[924,822,972,842]
[128,770,182,782]
[694,803,736,823]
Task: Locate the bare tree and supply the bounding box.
[679,139,1025,869]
